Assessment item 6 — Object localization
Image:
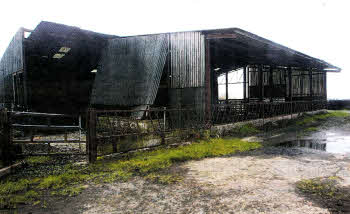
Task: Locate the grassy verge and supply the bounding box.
[296,177,350,213]
[295,111,349,126]
[0,138,261,208]
[229,123,261,136]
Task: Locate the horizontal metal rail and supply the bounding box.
[12,124,81,130]
[17,153,86,156]
[13,139,85,144]
[10,111,77,118]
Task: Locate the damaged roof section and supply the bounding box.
[90,34,169,106]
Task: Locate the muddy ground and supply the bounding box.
[13,112,350,213]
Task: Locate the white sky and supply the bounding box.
[0,0,349,99]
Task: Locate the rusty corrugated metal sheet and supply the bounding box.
[90,34,168,106]
[0,29,24,108]
[170,32,205,88]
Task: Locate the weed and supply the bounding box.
[51,185,87,197]
[304,127,319,132]
[296,111,349,126]
[229,124,260,136]
[296,176,350,213]
[25,156,52,165]
[145,173,182,184]
[38,172,88,189]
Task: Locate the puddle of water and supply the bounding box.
[276,140,327,152]
[276,138,350,154]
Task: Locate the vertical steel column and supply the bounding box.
[288,67,292,101]
[269,66,274,102]
[324,71,327,100]
[309,69,313,100]
[243,66,247,101]
[205,39,211,122]
[247,66,250,102]
[258,65,263,102]
[225,70,228,103]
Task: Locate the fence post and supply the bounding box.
[86,108,97,163]
[78,115,82,150]
[163,107,166,132]
[161,107,166,145]
[1,109,13,166]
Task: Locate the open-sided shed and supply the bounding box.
[0,21,340,115]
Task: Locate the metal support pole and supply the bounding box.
[309,69,313,101]
[247,66,250,103]
[259,65,263,102]
[269,66,274,102]
[243,66,247,101]
[288,67,292,101]
[205,39,212,123]
[225,70,229,103]
[324,71,327,100]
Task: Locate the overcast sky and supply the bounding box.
[0,0,349,99]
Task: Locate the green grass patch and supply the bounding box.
[0,178,40,208]
[229,123,260,136]
[50,185,87,197]
[304,127,319,132]
[296,111,349,126]
[25,156,52,165]
[296,176,350,213]
[0,137,261,208]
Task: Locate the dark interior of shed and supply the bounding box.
[23,22,112,114]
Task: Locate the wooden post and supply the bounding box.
[112,139,118,153]
[1,109,13,166]
[86,108,97,163]
[78,115,82,150]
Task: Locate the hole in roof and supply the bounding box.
[324,68,338,71]
[53,53,65,59]
[59,47,71,53]
[24,32,31,39]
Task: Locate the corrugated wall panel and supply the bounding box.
[0,29,24,108]
[170,32,205,88]
[90,34,168,106]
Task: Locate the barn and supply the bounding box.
[0,21,340,118]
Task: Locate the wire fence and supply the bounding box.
[0,100,328,165]
[86,100,327,162]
